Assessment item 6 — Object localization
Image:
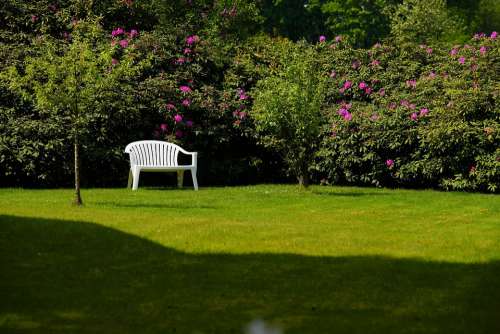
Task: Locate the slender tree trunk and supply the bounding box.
[73,134,83,206]
[297,171,310,188]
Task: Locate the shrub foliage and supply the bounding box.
[0,0,499,192]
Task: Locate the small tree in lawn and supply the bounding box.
[251,40,326,187]
[5,20,147,205]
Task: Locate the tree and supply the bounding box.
[251,40,326,187]
[5,20,148,205]
[389,0,465,45]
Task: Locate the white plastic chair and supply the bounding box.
[124,140,198,190]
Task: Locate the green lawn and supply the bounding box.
[0,185,499,333]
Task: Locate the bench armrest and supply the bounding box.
[190,152,198,167]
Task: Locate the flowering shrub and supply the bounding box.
[1,0,498,192]
[315,33,500,192]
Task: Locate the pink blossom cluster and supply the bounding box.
[337,102,353,121]
[186,35,200,46]
[410,108,429,121]
[237,88,249,100]
[358,82,372,95]
[406,79,417,89]
[111,28,138,50]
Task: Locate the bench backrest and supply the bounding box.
[125,141,183,167]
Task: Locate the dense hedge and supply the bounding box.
[315,34,500,192]
[0,0,499,192]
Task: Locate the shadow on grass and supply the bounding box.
[1,215,499,334]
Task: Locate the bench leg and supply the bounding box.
[177,170,184,188]
[127,169,133,188]
[132,167,140,190]
[191,168,198,191]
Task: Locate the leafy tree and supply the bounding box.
[4,20,149,204]
[307,0,399,47]
[251,40,326,187]
[390,0,465,45]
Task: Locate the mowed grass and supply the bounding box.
[0,185,499,333]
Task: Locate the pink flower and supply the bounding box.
[238,89,249,100]
[491,31,498,39]
[186,35,200,45]
[335,35,342,43]
[339,87,345,94]
[458,57,466,64]
[410,112,418,121]
[409,104,416,110]
[379,88,386,97]
[341,101,352,110]
[370,114,379,121]
[111,58,119,65]
[182,99,191,107]
[428,71,436,79]
[450,48,458,56]
[343,80,352,90]
[166,103,176,111]
[319,35,326,43]
[474,33,486,40]
[352,60,360,70]
[179,86,192,93]
[406,79,417,89]
[343,112,352,121]
[31,15,38,23]
[364,87,372,95]
[426,47,433,55]
[400,100,410,107]
[186,120,193,127]
[479,46,487,56]
[175,129,183,138]
[338,108,348,117]
[174,114,183,123]
[370,59,380,67]
[388,102,397,110]
[359,82,368,90]
[329,70,336,78]
[119,39,128,48]
[176,57,186,65]
[419,108,429,117]
[112,27,124,37]
[130,29,138,38]
[184,48,192,55]
[386,159,394,168]
[160,123,168,131]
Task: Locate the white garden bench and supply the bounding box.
[125,140,198,190]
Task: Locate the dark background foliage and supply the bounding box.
[0,0,498,190]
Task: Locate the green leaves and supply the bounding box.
[251,41,326,185]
